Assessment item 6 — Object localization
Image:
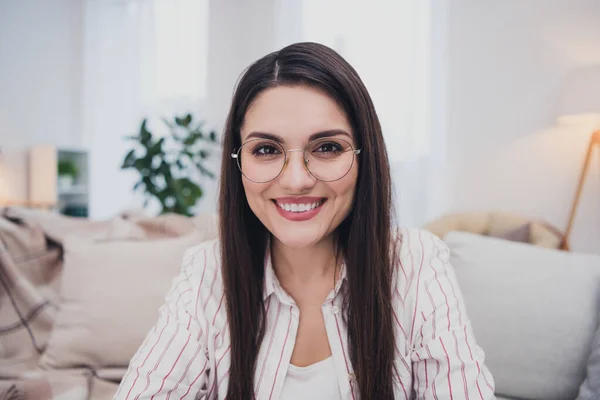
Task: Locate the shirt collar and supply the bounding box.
[263,246,277,301]
[262,238,348,303]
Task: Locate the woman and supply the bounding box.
[115,42,495,400]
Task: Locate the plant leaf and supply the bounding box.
[134,159,151,173]
[148,138,165,157]
[142,176,157,196]
[175,113,192,127]
[140,119,152,145]
[183,134,199,146]
[175,178,203,208]
[195,162,215,179]
[121,149,136,168]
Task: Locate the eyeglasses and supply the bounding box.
[231,137,361,183]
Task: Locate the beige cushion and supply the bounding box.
[424,212,565,249]
[38,214,218,369]
[530,222,562,249]
[494,223,531,243]
[423,212,490,238]
[125,212,219,238]
[487,212,529,237]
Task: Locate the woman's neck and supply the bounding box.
[270,235,339,298]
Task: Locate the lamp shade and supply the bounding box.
[29,145,57,206]
[556,65,600,125]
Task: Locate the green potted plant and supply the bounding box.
[121,113,219,216]
[57,159,78,191]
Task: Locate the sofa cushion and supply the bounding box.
[38,214,218,370]
[444,231,600,400]
[577,318,600,399]
[495,397,524,400]
[492,223,531,243]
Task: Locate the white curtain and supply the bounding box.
[275,0,448,228]
[82,0,209,219]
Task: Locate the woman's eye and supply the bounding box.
[315,142,343,153]
[254,145,280,156]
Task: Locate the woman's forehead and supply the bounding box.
[241,85,352,143]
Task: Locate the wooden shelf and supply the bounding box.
[29,146,90,217]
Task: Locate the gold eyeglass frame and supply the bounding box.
[231,138,362,183]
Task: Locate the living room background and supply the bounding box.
[0,0,599,252]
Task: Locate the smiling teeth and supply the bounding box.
[277,201,322,213]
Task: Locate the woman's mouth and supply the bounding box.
[272,198,327,221]
[275,199,325,212]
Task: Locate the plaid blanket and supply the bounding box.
[0,207,211,400]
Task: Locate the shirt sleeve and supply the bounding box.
[113,245,211,400]
[410,231,496,399]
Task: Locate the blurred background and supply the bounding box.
[1,0,599,253]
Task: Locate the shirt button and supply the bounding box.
[348,372,356,382]
[332,306,340,315]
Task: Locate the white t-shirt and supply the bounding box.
[280,357,342,400]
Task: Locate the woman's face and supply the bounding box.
[239,85,359,248]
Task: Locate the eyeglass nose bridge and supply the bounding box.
[282,148,310,173]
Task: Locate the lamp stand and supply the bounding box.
[561,130,600,250]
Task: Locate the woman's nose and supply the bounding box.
[278,150,315,190]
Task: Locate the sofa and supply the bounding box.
[0,207,598,399]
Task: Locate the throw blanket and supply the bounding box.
[0,207,212,400]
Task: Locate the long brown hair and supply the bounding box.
[219,42,396,399]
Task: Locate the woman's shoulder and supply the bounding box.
[180,238,223,289]
[391,227,451,286]
[393,227,448,254]
[175,238,228,329]
[182,237,221,263]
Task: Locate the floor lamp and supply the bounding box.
[557,66,600,250]
[562,130,600,250]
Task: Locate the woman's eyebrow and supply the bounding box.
[308,129,352,141]
[244,131,284,142]
[244,129,352,143]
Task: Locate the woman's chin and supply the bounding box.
[269,230,325,249]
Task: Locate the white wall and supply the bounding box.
[201,0,278,213]
[206,0,276,130]
[447,0,600,253]
[0,0,82,202]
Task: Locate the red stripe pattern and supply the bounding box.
[114,229,496,399]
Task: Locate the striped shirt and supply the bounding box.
[114,228,496,400]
